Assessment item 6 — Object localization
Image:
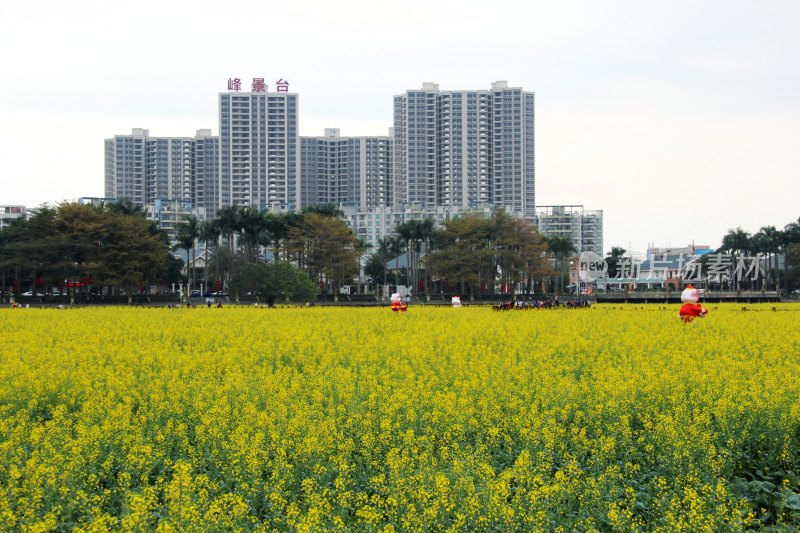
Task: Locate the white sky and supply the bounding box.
[1,0,798,255]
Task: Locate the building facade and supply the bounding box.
[218,89,299,211]
[392,81,534,217]
[105,128,220,215]
[300,129,392,210]
[101,80,606,256]
[534,205,603,255]
[145,198,206,244]
[193,129,219,215]
[105,128,148,205]
[0,205,26,230]
[145,136,194,204]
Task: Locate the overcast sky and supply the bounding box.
[1,0,798,254]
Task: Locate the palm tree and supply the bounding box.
[199,219,221,290]
[757,226,781,290]
[370,236,402,299]
[354,238,371,294]
[263,212,300,262]
[176,215,200,290]
[395,221,415,295]
[545,235,577,294]
[216,205,243,255]
[417,219,435,299]
[719,227,752,290]
[396,219,436,300]
[238,207,266,262]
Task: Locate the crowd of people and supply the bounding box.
[492,297,593,311]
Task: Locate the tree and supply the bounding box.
[505,218,550,295]
[199,219,221,289]
[106,198,147,217]
[286,213,361,300]
[604,247,628,279]
[163,253,185,288]
[263,212,302,262]
[718,228,752,290]
[301,203,343,218]
[787,243,800,292]
[364,236,403,298]
[176,215,200,290]
[430,214,528,299]
[95,211,169,303]
[53,203,107,303]
[396,219,436,300]
[229,261,317,307]
[238,207,267,262]
[545,235,577,294]
[216,205,243,255]
[751,226,781,290]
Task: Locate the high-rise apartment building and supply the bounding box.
[193,129,219,215]
[104,128,220,216]
[491,81,535,217]
[300,129,392,210]
[102,81,607,256]
[145,136,193,204]
[218,89,299,211]
[437,89,492,209]
[393,81,535,217]
[105,128,148,204]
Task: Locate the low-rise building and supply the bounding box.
[533,205,603,255]
[0,205,26,230]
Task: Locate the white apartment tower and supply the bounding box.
[105,128,219,214]
[105,128,148,204]
[218,89,299,211]
[193,129,219,215]
[491,81,535,218]
[393,83,438,208]
[300,129,393,210]
[437,89,492,209]
[393,81,535,217]
[145,136,193,204]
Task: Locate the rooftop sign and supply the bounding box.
[226,77,290,93]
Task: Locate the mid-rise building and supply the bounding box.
[146,198,206,244]
[0,205,26,230]
[342,203,498,250]
[534,205,603,255]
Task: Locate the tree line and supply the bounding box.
[601,217,800,292]
[0,201,175,304]
[1,201,573,304]
[717,218,800,291]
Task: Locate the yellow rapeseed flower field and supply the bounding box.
[1,303,799,531]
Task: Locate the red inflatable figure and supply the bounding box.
[390,292,408,313]
[679,284,708,323]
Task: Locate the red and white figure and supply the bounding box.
[390,292,407,313]
[451,296,462,308]
[679,284,708,323]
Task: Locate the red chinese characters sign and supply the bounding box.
[226,77,289,92]
[251,78,266,92]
